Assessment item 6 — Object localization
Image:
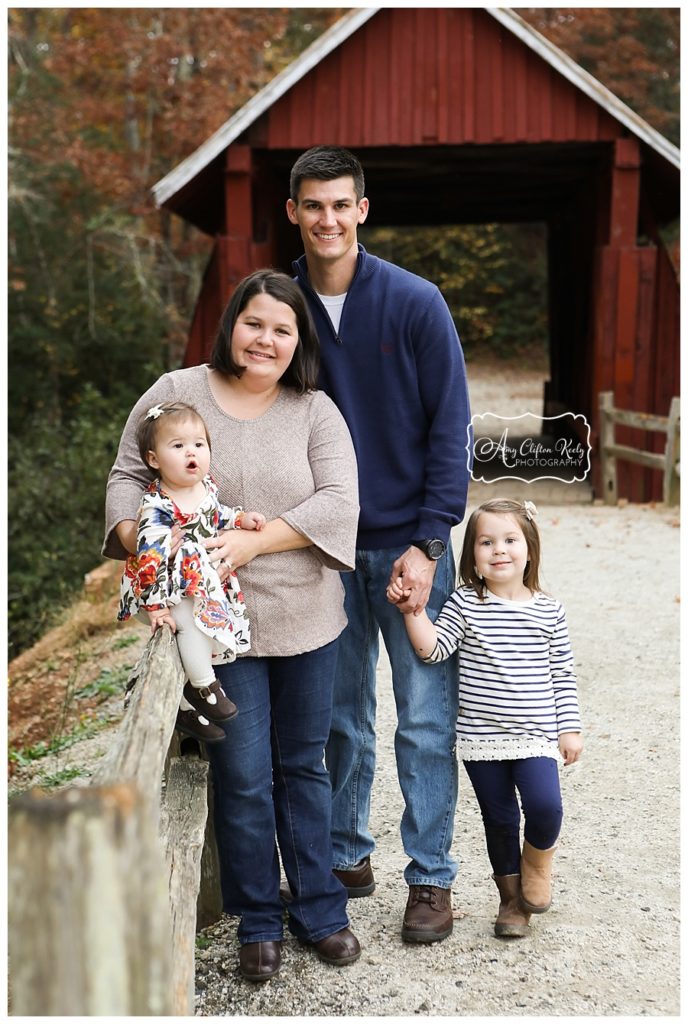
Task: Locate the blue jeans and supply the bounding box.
[463,757,563,876]
[208,641,349,945]
[326,545,459,888]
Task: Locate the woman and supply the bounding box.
[103,270,361,981]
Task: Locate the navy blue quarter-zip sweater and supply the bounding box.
[293,246,471,550]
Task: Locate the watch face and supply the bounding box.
[427,539,445,559]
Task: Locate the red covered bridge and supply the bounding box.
[153,7,680,501]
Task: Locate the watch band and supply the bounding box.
[414,538,446,560]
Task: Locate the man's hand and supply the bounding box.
[388,545,437,616]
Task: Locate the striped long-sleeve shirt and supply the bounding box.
[424,586,582,762]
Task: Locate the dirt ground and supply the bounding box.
[7,363,681,1016]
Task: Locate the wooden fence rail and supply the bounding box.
[8,627,220,1016]
[599,391,680,506]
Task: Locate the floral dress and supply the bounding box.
[118,475,250,662]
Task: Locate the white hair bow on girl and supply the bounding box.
[145,405,165,420]
[523,500,538,521]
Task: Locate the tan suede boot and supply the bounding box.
[519,840,556,913]
[492,874,531,937]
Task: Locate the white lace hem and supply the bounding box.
[458,737,563,763]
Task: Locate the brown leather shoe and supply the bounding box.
[401,885,453,943]
[310,927,361,966]
[183,679,238,722]
[175,708,226,745]
[239,940,281,981]
[333,857,376,898]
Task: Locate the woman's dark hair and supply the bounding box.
[459,498,543,599]
[210,269,320,393]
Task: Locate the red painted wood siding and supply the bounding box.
[263,8,620,148]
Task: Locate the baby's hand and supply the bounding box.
[147,608,176,635]
[386,576,412,606]
[558,731,583,765]
[240,511,267,531]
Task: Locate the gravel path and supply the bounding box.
[9,365,679,1016]
[195,501,681,1016]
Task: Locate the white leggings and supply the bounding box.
[170,597,217,693]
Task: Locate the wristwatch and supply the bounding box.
[413,538,446,561]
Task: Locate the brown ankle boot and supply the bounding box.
[519,841,556,913]
[492,874,530,937]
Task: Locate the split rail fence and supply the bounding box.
[599,391,680,505]
[8,628,222,1016]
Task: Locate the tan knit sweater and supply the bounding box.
[103,365,359,657]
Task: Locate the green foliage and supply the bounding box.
[8,719,103,766]
[36,766,93,789]
[75,664,132,699]
[8,162,167,656]
[359,222,548,360]
[8,385,129,654]
[112,633,141,650]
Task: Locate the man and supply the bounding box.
[287,146,471,944]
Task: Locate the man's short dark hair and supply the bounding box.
[290,145,365,203]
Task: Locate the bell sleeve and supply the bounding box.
[280,393,359,572]
[103,374,176,560]
[131,493,175,611]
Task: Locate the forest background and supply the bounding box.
[7,6,680,656]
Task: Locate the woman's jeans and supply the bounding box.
[326,545,459,888]
[208,641,349,945]
[463,757,563,876]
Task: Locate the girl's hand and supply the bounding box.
[386,576,412,606]
[240,511,267,531]
[147,608,176,635]
[559,732,583,765]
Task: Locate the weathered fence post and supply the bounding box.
[92,626,186,820]
[8,785,173,1016]
[663,396,680,506]
[8,626,225,1016]
[599,391,618,504]
[599,390,680,506]
[160,755,212,1016]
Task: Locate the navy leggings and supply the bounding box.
[463,757,563,876]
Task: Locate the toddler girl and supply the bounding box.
[388,498,583,938]
[118,401,265,743]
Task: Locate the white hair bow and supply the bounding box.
[523,500,538,521]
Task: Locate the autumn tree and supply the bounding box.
[8,7,344,655]
[516,7,680,145]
